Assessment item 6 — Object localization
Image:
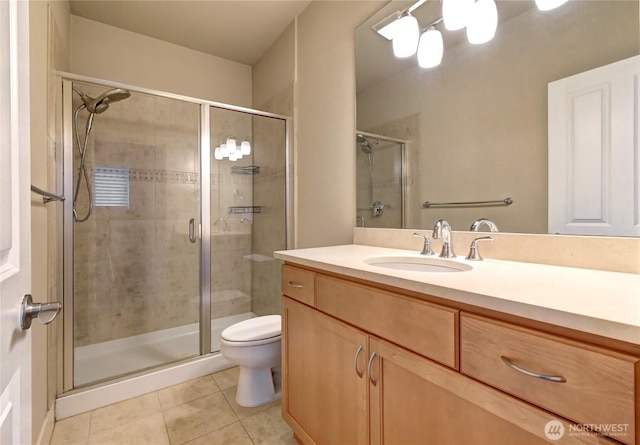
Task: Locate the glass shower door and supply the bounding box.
[69,81,202,386]
[208,106,288,353]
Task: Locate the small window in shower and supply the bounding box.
[94,167,130,207]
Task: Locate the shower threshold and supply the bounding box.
[74,312,253,387]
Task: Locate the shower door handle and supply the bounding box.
[188,218,197,243]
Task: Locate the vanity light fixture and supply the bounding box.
[535,0,568,11]
[214,137,251,162]
[372,0,429,42]
[241,139,251,155]
[226,137,237,153]
[373,0,569,69]
[467,0,498,44]
[442,0,473,30]
[392,13,421,57]
[417,19,444,68]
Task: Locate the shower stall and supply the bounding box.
[57,74,291,399]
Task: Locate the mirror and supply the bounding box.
[356,0,639,235]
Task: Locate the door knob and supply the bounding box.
[20,294,62,330]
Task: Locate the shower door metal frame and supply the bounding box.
[58,72,293,392]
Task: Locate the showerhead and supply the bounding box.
[73,87,131,114]
[357,134,373,154]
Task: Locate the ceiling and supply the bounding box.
[69,0,313,66]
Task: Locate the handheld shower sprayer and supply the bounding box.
[73,86,131,114]
[72,85,131,222]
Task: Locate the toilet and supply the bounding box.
[220,315,282,407]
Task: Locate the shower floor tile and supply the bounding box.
[50,367,296,445]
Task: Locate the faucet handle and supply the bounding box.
[413,233,433,256]
[465,236,494,261]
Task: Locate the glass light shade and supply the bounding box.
[467,0,498,45]
[442,0,474,30]
[236,147,243,160]
[535,0,568,10]
[219,142,228,156]
[417,28,444,69]
[392,15,419,58]
[226,137,237,153]
[214,146,223,160]
[228,150,238,161]
[240,140,251,155]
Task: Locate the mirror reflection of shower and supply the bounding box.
[72,86,131,222]
[356,131,406,229]
[356,133,384,218]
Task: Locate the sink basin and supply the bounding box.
[364,256,473,273]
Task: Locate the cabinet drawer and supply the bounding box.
[461,313,639,445]
[281,265,315,306]
[316,275,458,368]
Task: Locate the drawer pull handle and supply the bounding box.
[367,351,378,386]
[288,281,304,288]
[501,356,567,383]
[354,346,364,378]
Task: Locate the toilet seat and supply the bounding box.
[221,315,281,346]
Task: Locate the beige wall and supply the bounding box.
[294,1,383,248]
[357,1,639,234]
[252,21,295,114]
[70,15,252,107]
[29,0,70,443]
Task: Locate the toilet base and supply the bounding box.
[235,366,282,407]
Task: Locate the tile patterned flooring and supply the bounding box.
[50,368,297,445]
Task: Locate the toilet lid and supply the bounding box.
[221,315,281,342]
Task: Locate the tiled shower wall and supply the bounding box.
[73,85,201,347]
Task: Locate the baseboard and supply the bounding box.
[35,406,56,445]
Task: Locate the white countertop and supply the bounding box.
[274,244,640,345]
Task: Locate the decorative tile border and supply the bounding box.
[83,166,287,186]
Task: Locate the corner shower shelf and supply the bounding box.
[229,206,262,214]
[231,166,260,175]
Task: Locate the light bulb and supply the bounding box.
[392,15,420,58]
[442,0,474,31]
[417,28,443,69]
[219,142,228,156]
[214,146,223,160]
[228,150,238,161]
[226,137,237,153]
[241,140,251,155]
[467,0,498,45]
[535,0,568,10]
[236,147,243,160]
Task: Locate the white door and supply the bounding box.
[0,0,33,444]
[548,55,640,236]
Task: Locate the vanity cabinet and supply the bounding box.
[281,264,634,445]
[282,296,369,445]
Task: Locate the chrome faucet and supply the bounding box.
[432,219,456,258]
[470,218,499,232]
[413,233,433,255]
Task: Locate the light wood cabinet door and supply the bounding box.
[282,297,369,445]
[368,337,617,445]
